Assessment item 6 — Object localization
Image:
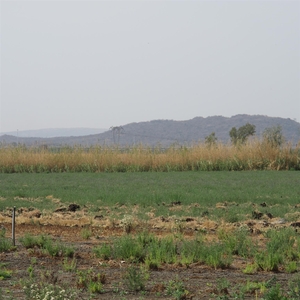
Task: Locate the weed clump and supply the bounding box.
[19,234,75,257]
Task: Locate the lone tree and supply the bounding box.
[205,132,217,147]
[110,126,125,144]
[229,123,256,145]
[263,125,284,148]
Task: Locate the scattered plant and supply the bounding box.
[218,228,255,258]
[19,233,50,249]
[23,282,77,300]
[123,265,147,292]
[204,243,232,269]
[88,280,103,294]
[80,228,92,240]
[255,252,283,272]
[165,277,189,300]
[27,265,34,279]
[0,263,12,280]
[288,274,300,298]
[242,263,257,275]
[20,233,75,258]
[121,215,134,234]
[261,283,288,300]
[63,257,77,272]
[285,261,298,273]
[113,235,145,262]
[0,235,13,252]
[93,243,112,260]
[0,226,6,238]
[212,277,231,300]
[76,268,105,293]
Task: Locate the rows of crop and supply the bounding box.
[0,140,299,172]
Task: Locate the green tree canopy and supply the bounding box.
[229,123,256,145]
[263,125,284,147]
[205,132,217,147]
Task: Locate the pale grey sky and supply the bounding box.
[1,0,299,133]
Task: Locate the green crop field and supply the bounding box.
[1,171,299,221]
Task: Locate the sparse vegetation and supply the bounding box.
[19,233,75,257]
[76,268,105,294]
[23,282,77,300]
[62,257,77,272]
[165,277,189,300]
[80,228,92,240]
[0,233,13,252]
[0,264,12,280]
[124,265,147,292]
[2,211,300,299]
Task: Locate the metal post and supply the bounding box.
[12,206,16,246]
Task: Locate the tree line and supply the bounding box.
[205,124,285,147]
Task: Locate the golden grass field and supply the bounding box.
[0,140,299,172]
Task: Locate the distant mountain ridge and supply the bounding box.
[0,128,107,138]
[0,115,299,147]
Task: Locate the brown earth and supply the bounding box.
[0,209,298,300]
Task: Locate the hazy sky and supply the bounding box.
[1,0,299,133]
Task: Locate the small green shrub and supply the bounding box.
[262,284,288,300]
[253,228,300,272]
[144,256,160,270]
[0,227,6,238]
[0,264,12,280]
[76,268,105,292]
[19,234,50,249]
[285,261,297,273]
[240,280,267,295]
[242,263,257,275]
[63,257,77,272]
[93,244,112,260]
[265,228,297,256]
[80,228,92,240]
[27,265,34,279]
[113,235,145,262]
[255,252,283,272]
[76,270,90,289]
[212,278,231,300]
[42,240,74,258]
[218,228,255,258]
[204,243,232,269]
[165,277,189,300]
[0,236,13,252]
[88,281,103,294]
[179,237,205,264]
[288,275,300,298]
[146,236,177,264]
[124,265,147,292]
[136,231,157,247]
[20,234,75,257]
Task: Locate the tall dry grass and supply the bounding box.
[0,140,299,173]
